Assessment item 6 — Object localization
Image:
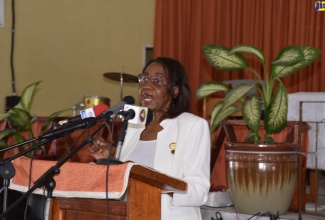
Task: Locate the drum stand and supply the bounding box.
[72,102,84,116]
[119,72,124,100]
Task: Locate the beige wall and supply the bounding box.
[0,0,155,116]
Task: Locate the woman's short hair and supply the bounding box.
[142,57,191,118]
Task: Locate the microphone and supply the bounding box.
[114,106,153,160]
[123,104,153,125]
[96,107,153,165]
[40,117,97,139]
[119,109,136,121]
[99,95,135,119]
[58,104,109,126]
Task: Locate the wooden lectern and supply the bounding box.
[48,164,187,220]
[10,157,186,220]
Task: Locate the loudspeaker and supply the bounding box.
[5,96,20,112]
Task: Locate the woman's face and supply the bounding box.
[138,62,172,112]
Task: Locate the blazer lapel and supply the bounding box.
[154,119,179,173]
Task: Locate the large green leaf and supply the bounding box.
[272,46,304,66]
[245,130,261,144]
[242,96,261,133]
[210,102,223,128]
[211,104,239,131]
[0,128,16,140]
[271,46,321,78]
[0,129,23,149]
[203,45,247,71]
[42,108,72,131]
[13,132,26,146]
[264,83,288,134]
[7,108,33,130]
[15,81,41,111]
[0,113,10,121]
[0,140,8,148]
[231,45,266,64]
[196,82,229,99]
[222,84,254,109]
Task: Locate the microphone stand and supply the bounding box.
[0,117,98,218]
[0,136,43,153]
[111,119,128,164]
[0,138,56,220]
[0,118,110,219]
[96,113,130,165]
[0,117,97,154]
[0,134,58,215]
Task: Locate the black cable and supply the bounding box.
[57,117,98,164]
[10,0,17,95]
[19,119,96,219]
[24,149,36,220]
[211,211,223,220]
[41,187,46,220]
[247,211,279,220]
[5,0,19,112]
[105,115,119,220]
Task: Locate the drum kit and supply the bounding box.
[103,72,138,100]
[72,72,138,116]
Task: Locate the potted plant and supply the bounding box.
[0,81,69,158]
[196,45,321,215]
[0,81,72,219]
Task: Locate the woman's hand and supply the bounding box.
[88,136,110,160]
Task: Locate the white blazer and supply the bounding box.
[120,112,211,220]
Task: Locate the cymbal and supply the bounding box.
[103,72,138,83]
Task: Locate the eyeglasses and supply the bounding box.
[138,74,167,86]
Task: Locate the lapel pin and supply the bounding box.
[169,142,176,154]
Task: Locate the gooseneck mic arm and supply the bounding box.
[0,118,97,153]
[114,110,135,161]
[0,138,55,179]
[0,136,39,153]
[114,120,129,161]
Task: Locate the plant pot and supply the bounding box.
[225,142,299,215]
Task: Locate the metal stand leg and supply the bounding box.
[2,178,9,220]
[120,72,124,100]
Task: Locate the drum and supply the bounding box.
[83,95,110,109]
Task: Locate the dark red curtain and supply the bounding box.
[153,0,325,116]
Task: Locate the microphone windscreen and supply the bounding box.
[122,96,135,105]
[93,104,109,115]
[80,104,109,119]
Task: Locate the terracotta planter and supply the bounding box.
[225,142,299,215]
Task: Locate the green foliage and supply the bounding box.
[0,81,70,157]
[196,45,321,143]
